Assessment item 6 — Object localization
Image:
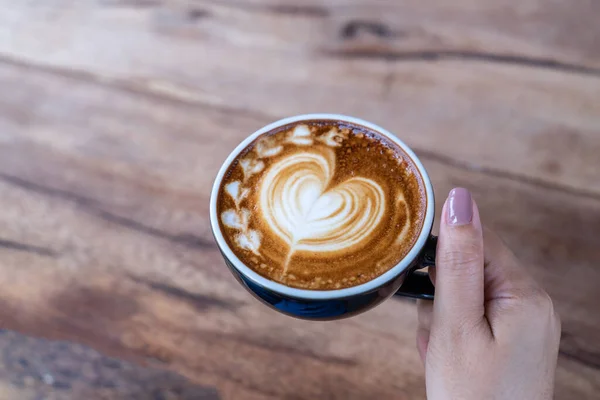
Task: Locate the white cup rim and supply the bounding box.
[210,114,435,300]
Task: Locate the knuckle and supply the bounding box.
[528,290,554,311]
[520,289,559,323]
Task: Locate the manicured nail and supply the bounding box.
[447,188,473,226]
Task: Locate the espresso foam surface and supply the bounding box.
[218,121,426,290]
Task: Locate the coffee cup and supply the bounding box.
[210,114,437,320]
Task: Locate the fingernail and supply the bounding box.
[447,188,473,226]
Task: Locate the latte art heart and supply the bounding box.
[259,150,386,265]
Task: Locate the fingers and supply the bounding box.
[480,228,561,347]
[416,299,433,364]
[428,266,436,286]
[482,228,543,302]
[416,327,429,364]
[434,188,485,329]
[418,298,434,328]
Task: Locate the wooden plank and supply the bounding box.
[0,330,220,400]
[0,60,599,399]
[0,0,599,197]
[2,0,600,68]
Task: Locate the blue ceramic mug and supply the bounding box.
[210,114,437,320]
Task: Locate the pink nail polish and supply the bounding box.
[447,188,473,226]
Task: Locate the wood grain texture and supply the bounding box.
[0,330,219,400]
[0,0,599,399]
[1,0,599,196]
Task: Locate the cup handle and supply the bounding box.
[394,235,437,300]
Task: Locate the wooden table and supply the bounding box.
[1,1,599,399]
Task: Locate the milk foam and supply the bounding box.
[259,150,386,271]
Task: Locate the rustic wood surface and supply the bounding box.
[1,0,599,399]
[0,330,219,400]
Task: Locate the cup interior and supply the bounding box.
[210,114,435,300]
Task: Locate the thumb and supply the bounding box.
[433,188,485,329]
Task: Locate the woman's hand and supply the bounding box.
[417,188,561,400]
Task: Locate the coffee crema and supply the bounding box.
[217,120,426,290]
